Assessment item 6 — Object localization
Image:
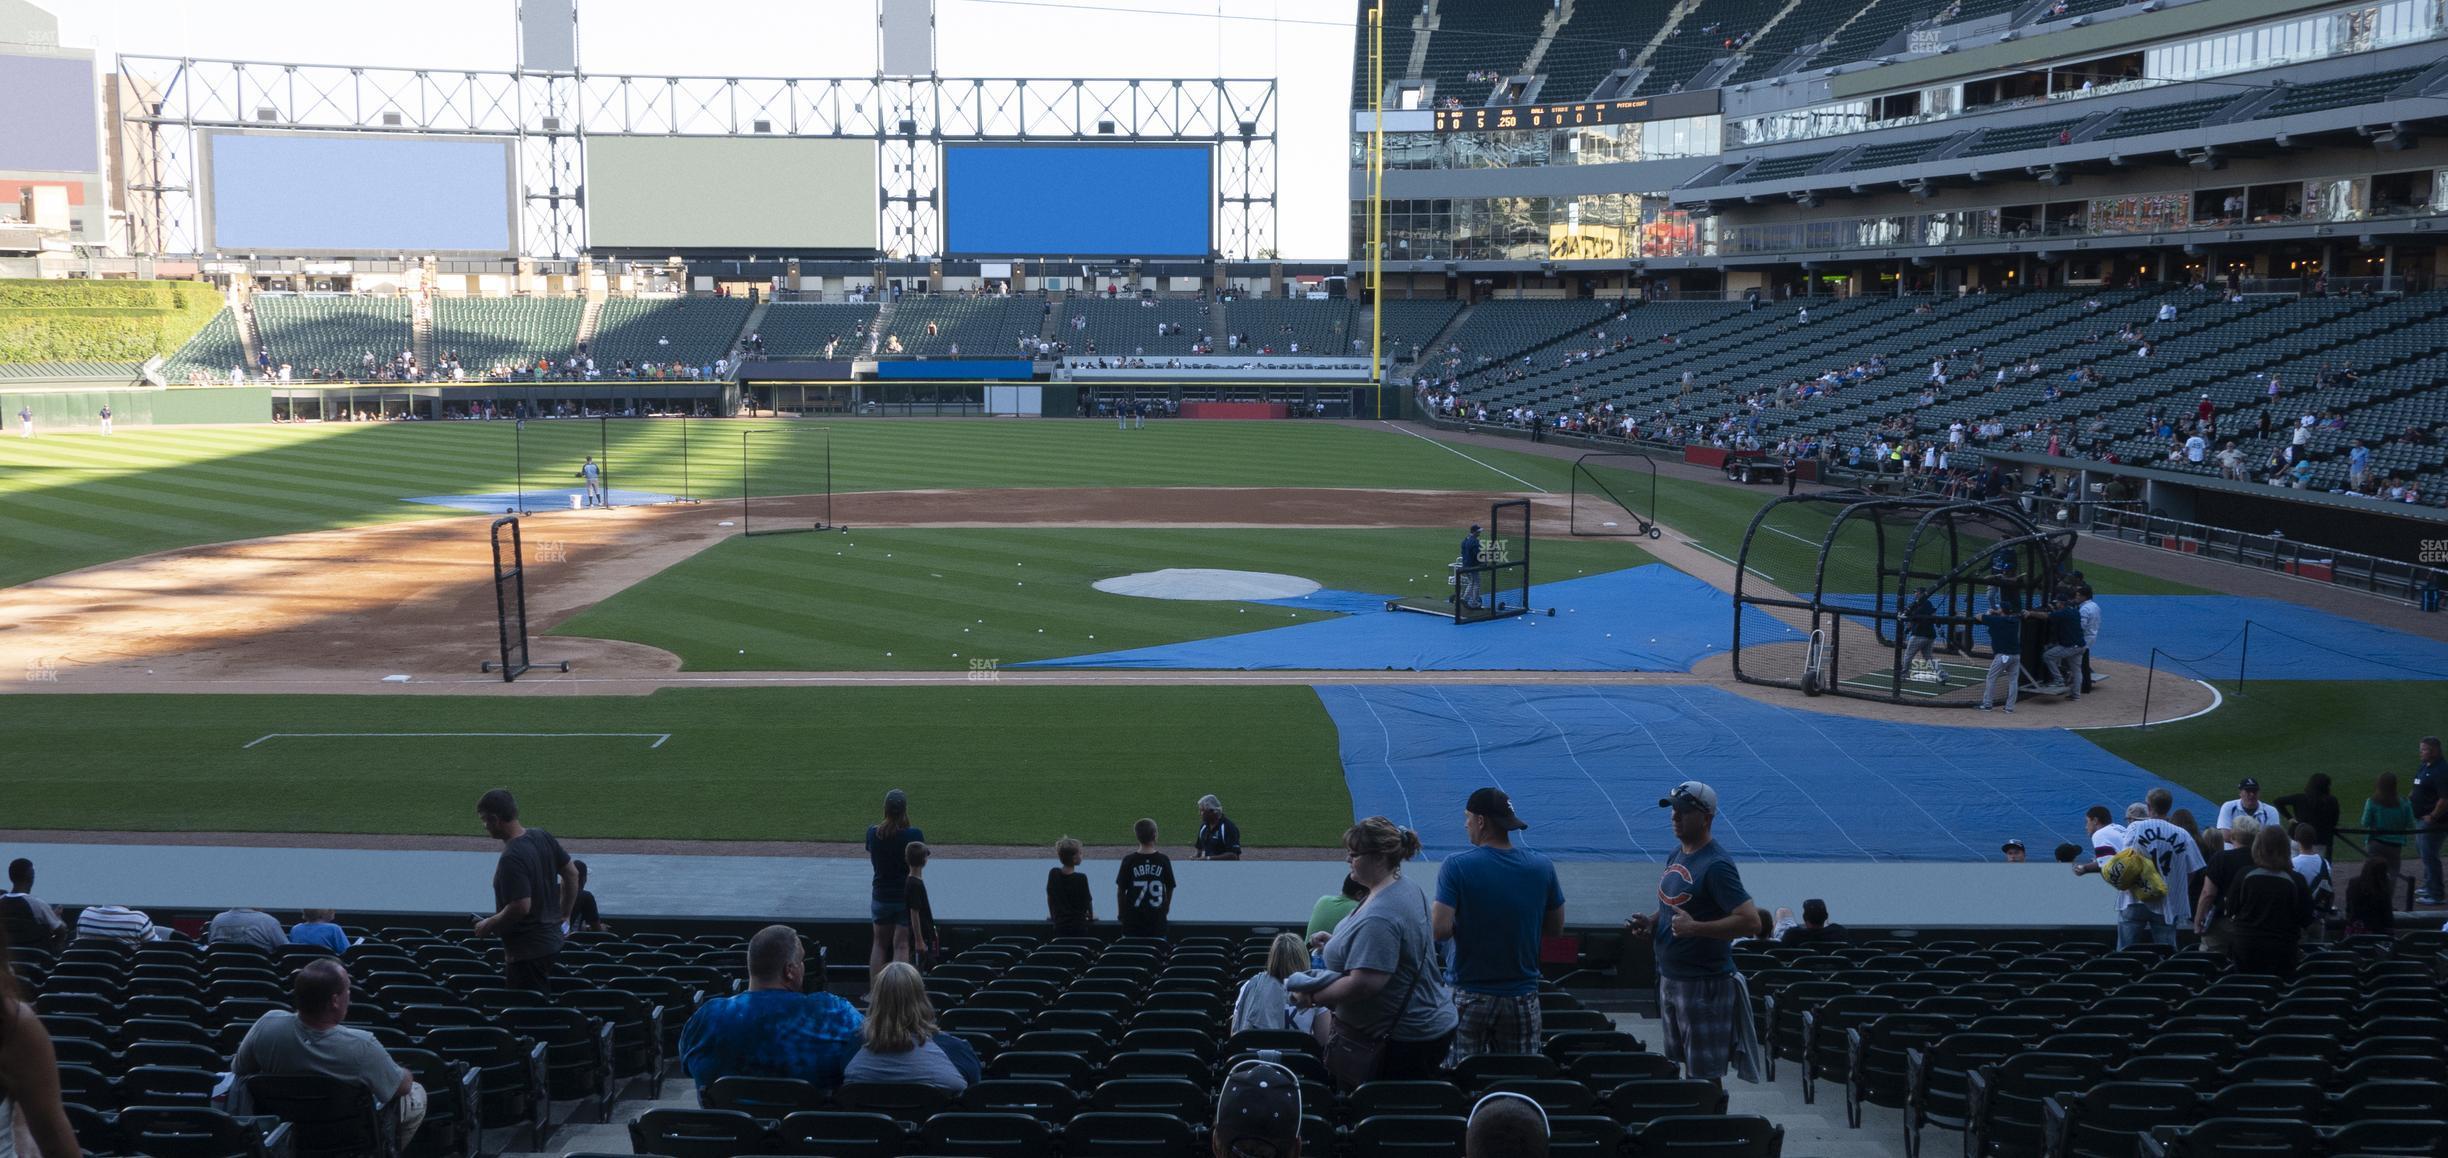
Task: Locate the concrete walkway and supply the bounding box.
[11,840,2127,930]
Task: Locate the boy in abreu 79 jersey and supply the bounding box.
[1116,818,1177,939]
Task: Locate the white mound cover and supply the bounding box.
[1092,568,1321,601]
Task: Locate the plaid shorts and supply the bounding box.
[1449,991,1542,1063]
[1659,973,1742,1080]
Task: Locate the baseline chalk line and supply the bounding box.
[244,732,671,750]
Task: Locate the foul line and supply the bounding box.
[1685,541,1770,581]
[1379,422,1549,493]
[244,731,671,750]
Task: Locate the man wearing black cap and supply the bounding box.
[1433,787,1565,1062]
[1211,1057,1302,1158]
[2001,840,2027,863]
[1626,781,1761,1084]
[2216,778,2281,831]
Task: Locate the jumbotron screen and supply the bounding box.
[585,137,878,251]
[204,131,516,254]
[943,144,1212,258]
[0,53,99,173]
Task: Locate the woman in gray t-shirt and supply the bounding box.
[1301,817,1457,1082]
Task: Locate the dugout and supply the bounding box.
[1729,491,2081,707]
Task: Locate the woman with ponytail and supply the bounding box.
[1294,816,1456,1084]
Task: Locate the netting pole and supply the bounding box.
[597,415,610,508]
[2141,649,2158,729]
[2236,620,2251,695]
[680,413,691,503]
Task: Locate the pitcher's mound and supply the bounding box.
[1093,569,1321,601]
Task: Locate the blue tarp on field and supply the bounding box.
[1315,683,2214,862]
[2087,595,2448,681]
[1016,564,1806,672]
[405,488,680,513]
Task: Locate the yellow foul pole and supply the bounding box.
[1368,0,1386,417]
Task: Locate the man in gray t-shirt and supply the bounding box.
[232,960,425,1140]
[208,907,287,952]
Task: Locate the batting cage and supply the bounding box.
[486,415,709,514]
[1729,492,2079,707]
[1568,451,1664,539]
[478,516,569,682]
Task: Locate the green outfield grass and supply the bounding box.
[1,688,1351,846]
[2088,681,2438,850]
[0,418,2201,599]
[0,420,1576,587]
[555,526,1654,670]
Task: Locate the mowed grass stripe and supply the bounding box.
[0,687,1353,846]
[3,422,1583,587]
[555,527,1653,670]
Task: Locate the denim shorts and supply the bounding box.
[871,900,907,926]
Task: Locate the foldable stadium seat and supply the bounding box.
[1059,1111,1199,1158]
[1546,1114,1627,1158]
[2325,1117,2448,1155]
[243,1072,403,1158]
[1626,1114,1783,1158]
[121,1063,220,1109]
[1031,1009,1124,1036]
[1221,1029,1316,1058]
[1602,1078,1726,1126]
[1010,1029,1107,1061]
[1087,1077,1208,1120]
[630,1107,773,1158]
[1904,1033,2021,1158]
[915,1110,1055,1158]
[1101,1051,1210,1085]
[1223,1049,1329,1088]
[1349,1080,1468,1121]
[2140,1116,2321,1157]
[961,1079,1078,1124]
[1051,990,1132,1016]
[1347,1113,1467,1158]
[1844,1011,1958,1128]
[421,1025,548,1149]
[119,1106,290,1158]
[55,1061,116,1110]
[1469,1077,1592,1117]
[1800,993,1904,1104]
[2042,1079,2197,1158]
[133,995,214,1024]
[1572,1052,1679,1087]
[2338,1054,2448,1086]
[1543,1029,1642,1061]
[65,1100,121,1155]
[2331,1078,2448,1122]
[37,991,118,1022]
[940,1007,1026,1039]
[703,1076,829,1118]
[560,986,664,1084]
[1451,1053,1560,1090]
[46,1034,113,1070]
[386,1047,478,1158]
[986,1050,1097,1087]
[836,1080,961,1123]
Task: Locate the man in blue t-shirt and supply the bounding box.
[1977,597,2028,713]
[1626,781,1760,1084]
[1433,787,1565,1063]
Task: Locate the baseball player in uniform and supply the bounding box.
[1900,586,1944,685]
[578,455,604,507]
[16,403,30,438]
[97,403,112,436]
[1457,523,1484,610]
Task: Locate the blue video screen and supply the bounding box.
[944,144,1212,258]
[207,132,515,253]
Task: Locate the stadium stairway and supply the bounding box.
[576,298,604,353]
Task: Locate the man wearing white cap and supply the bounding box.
[1625,781,1762,1084]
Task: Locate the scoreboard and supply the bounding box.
[1430,90,1719,133]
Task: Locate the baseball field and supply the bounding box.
[0,417,2426,853]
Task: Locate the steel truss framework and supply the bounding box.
[117,56,1276,261]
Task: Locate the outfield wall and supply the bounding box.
[1,385,272,429]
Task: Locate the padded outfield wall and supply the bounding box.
[1,385,272,428]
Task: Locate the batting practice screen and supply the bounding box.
[942,144,1213,258]
[202,131,517,254]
